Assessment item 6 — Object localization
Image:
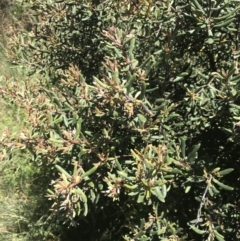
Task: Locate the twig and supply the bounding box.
[196,77,215,95]
[196,175,213,225]
[124,94,154,116]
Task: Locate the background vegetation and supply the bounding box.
[0,0,240,241]
[0,2,63,241]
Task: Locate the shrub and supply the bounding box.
[2,0,240,240]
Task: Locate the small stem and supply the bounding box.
[196,175,213,225]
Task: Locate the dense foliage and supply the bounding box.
[1,0,240,240]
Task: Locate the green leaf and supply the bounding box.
[137,192,145,203]
[129,37,135,53]
[211,167,221,174]
[192,0,204,14]
[212,185,220,194]
[93,76,110,89]
[214,230,225,241]
[115,158,123,171]
[161,184,167,198]
[219,127,232,135]
[139,81,146,100]
[172,72,189,82]
[55,165,71,177]
[137,114,146,123]
[75,118,83,138]
[171,168,182,174]
[180,137,186,159]
[75,187,87,202]
[81,165,99,178]
[124,73,136,91]
[206,38,214,44]
[218,168,234,176]
[73,162,78,176]
[212,178,234,191]
[117,171,135,181]
[83,202,88,216]
[187,144,201,163]
[214,8,238,21]
[124,184,138,190]
[190,225,206,235]
[214,17,235,28]
[208,187,215,197]
[185,185,191,193]
[151,186,165,202]
[63,114,69,127]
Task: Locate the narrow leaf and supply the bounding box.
[81,165,99,178]
[218,168,234,176]
[190,225,206,235]
[55,165,71,178]
[213,178,234,191]
[187,144,201,163]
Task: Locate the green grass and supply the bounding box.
[0,67,52,241]
[0,103,28,241]
[0,46,30,240]
[0,6,35,241]
[0,8,63,240]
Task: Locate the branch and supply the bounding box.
[196,175,213,225]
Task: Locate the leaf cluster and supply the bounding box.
[2,0,240,240]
